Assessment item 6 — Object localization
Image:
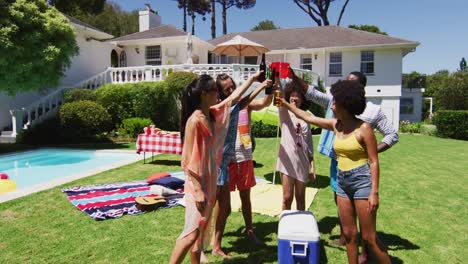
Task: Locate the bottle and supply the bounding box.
[274,89,283,107]
[265,67,275,95]
[258,53,266,82]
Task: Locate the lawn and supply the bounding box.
[0,134,466,263]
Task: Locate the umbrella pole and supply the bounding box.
[272,117,281,184]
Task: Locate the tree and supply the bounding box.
[0,0,78,95]
[348,24,387,35]
[433,72,468,110]
[48,0,106,19]
[292,0,350,26]
[217,0,256,35]
[175,0,210,34]
[251,20,280,31]
[402,71,426,88]
[187,0,210,35]
[460,57,467,72]
[82,2,138,37]
[210,0,216,38]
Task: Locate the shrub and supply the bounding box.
[251,121,279,138]
[433,110,468,140]
[63,88,97,102]
[165,71,198,96]
[59,100,112,138]
[95,83,134,126]
[16,117,63,145]
[420,124,437,136]
[119,118,153,138]
[399,120,421,133]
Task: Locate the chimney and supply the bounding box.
[139,4,161,32]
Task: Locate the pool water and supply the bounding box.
[0,148,138,189]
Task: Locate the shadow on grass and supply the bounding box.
[378,232,420,251]
[309,174,330,189]
[222,221,278,263]
[317,216,339,235]
[253,161,264,168]
[147,159,181,167]
[262,172,330,189]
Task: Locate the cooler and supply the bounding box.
[278,210,320,264]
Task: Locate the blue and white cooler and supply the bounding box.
[278,210,320,264]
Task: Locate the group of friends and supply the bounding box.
[168,67,399,264]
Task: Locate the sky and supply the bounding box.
[117,0,468,75]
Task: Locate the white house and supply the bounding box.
[1,5,420,142]
[208,27,419,130]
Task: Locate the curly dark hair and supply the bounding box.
[284,81,309,110]
[348,71,367,87]
[330,80,366,116]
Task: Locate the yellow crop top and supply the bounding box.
[333,128,368,171]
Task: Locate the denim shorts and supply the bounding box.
[335,163,372,199]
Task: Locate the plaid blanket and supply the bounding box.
[62,180,183,221]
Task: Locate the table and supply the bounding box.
[136,131,183,163]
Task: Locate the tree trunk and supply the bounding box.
[191,14,195,35]
[337,0,350,26]
[183,0,187,32]
[211,0,216,38]
[222,0,227,35]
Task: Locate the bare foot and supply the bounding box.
[212,248,232,259]
[358,253,368,264]
[247,229,263,245]
[200,251,209,263]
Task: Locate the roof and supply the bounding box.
[64,14,112,37]
[111,25,187,42]
[208,26,419,51]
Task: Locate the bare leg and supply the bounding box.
[240,188,262,244]
[294,180,307,211]
[354,200,390,264]
[358,221,368,264]
[212,185,232,259]
[281,174,295,210]
[334,193,347,246]
[169,229,200,264]
[337,196,359,264]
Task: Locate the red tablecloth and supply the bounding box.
[136,132,182,155]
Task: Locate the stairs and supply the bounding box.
[0,131,15,143]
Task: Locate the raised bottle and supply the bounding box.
[258,53,266,82]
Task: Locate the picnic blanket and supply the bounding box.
[230,182,318,217]
[62,180,184,221]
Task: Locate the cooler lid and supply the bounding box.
[277,210,320,241]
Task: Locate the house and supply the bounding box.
[0,15,115,142]
[1,4,420,142]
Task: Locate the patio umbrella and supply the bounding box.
[212,35,269,62]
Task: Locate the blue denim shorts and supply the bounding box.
[335,163,372,199]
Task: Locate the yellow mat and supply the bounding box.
[230,183,319,217]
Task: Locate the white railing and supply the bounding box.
[9,64,318,138]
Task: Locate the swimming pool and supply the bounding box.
[0,148,142,201]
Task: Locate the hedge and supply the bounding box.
[433,110,468,140]
[119,118,153,138]
[63,88,97,102]
[59,100,112,138]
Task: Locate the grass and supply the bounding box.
[0,134,467,263]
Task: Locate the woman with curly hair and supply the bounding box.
[279,80,390,264]
[277,81,315,211]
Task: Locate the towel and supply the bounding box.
[230,182,318,217]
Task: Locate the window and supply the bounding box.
[300,54,313,70]
[244,56,258,65]
[329,52,342,76]
[400,98,414,114]
[145,45,161,65]
[361,51,374,75]
[119,51,127,67]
